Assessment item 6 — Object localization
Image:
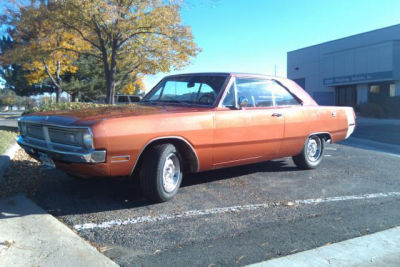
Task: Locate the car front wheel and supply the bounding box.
[140,143,183,202]
[292,135,325,170]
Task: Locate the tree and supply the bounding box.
[0,89,17,109]
[0,1,90,102]
[122,77,146,95]
[62,55,106,102]
[0,36,45,96]
[53,0,199,103]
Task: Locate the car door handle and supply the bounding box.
[272,113,283,117]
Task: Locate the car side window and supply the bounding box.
[235,78,273,107]
[222,83,235,108]
[269,82,300,106]
[117,95,129,103]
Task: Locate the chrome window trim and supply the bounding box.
[218,76,237,108]
[217,76,302,109]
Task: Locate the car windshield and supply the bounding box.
[142,75,227,106]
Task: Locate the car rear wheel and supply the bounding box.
[140,144,183,202]
[292,135,325,170]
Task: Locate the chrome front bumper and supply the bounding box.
[17,136,106,163]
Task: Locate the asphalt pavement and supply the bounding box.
[29,143,400,266]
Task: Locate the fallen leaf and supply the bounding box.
[237,255,246,262]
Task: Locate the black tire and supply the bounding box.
[292,135,325,170]
[140,144,183,202]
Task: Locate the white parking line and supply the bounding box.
[73,192,400,231]
[295,192,400,205]
[325,147,337,151]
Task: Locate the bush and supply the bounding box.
[23,102,113,115]
[383,96,400,118]
[359,103,385,118]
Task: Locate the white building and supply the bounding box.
[287,24,400,107]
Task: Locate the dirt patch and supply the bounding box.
[0,149,44,198]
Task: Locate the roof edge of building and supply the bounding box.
[287,24,400,54]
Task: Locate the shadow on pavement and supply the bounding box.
[31,159,298,217]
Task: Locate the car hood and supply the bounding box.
[20,104,209,126]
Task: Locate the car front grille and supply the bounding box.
[48,127,84,146]
[26,124,45,140]
[20,123,88,148]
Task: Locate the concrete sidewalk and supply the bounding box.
[249,226,400,267]
[0,194,118,267]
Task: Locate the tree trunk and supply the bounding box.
[105,72,116,104]
[104,44,118,104]
[71,92,78,102]
[55,60,62,103]
[43,59,63,103]
[55,86,62,103]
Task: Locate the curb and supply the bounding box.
[0,194,118,267]
[339,137,400,156]
[0,142,20,181]
[0,141,119,266]
[248,226,400,267]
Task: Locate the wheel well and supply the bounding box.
[131,138,199,176]
[315,133,332,143]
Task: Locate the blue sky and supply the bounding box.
[145,0,400,88]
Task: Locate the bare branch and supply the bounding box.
[60,21,101,50]
[55,47,102,59]
[43,59,61,89]
[117,29,168,48]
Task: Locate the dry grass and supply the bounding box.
[0,130,16,154]
[0,149,44,198]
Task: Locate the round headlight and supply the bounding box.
[82,132,93,149]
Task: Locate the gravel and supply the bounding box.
[0,149,44,198]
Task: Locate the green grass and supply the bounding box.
[0,130,17,154]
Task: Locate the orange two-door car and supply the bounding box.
[17,73,356,202]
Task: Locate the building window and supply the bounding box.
[390,84,396,97]
[369,85,380,94]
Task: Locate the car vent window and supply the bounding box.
[222,83,235,107]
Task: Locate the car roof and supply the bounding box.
[164,72,286,80]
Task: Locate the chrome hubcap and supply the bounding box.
[162,153,180,193]
[306,137,322,162]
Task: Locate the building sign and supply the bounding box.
[323,71,393,86]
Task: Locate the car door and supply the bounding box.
[267,81,309,157]
[213,77,285,168]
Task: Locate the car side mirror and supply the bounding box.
[238,96,249,108]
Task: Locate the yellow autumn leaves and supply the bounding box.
[123,77,146,95]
